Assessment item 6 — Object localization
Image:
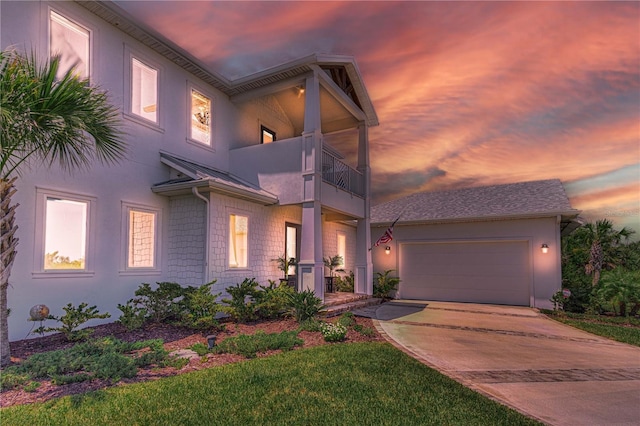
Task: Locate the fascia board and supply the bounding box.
[313,65,367,123]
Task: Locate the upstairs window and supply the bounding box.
[261,126,276,144]
[131,58,158,123]
[229,214,248,268]
[50,10,90,79]
[190,88,211,145]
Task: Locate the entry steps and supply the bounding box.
[323,292,382,317]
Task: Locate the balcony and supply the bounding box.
[321,150,364,197]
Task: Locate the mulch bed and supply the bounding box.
[2,316,384,408]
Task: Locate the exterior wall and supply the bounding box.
[206,193,302,295]
[371,217,562,309]
[232,96,296,149]
[167,196,206,284]
[0,1,244,340]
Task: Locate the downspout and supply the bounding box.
[192,186,210,283]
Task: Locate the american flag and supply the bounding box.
[373,217,400,248]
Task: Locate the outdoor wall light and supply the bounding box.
[385,246,391,255]
[541,244,549,254]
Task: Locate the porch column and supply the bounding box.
[355,122,373,295]
[298,72,325,298]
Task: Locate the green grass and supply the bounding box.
[543,310,640,347]
[1,342,540,426]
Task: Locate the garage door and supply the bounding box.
[399,240,530,306]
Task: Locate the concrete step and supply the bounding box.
[324,292,372,307]
[323,297,382,317]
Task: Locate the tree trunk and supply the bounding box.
[1,177,19,367]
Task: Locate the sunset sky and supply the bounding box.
[115,1,640,236]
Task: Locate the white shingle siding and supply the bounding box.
[167,196,206,284]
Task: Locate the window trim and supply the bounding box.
[261,125,276,144]
[123,46,164,132]
[33,188,96,279]
[49,8,92,81]
[186,81,215,151]
[227,211,249,270]
[120,202,162,275]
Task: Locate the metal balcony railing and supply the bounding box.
[321,150,364,197]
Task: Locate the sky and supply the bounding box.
[115,1,640,236]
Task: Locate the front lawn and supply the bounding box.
[1,342,540,425]
[543,310,640,347]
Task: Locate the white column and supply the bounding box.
[298,72,325,298]
[355,122,373,295]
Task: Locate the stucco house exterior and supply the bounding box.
[2,1,377,341]
[371,180,581,309]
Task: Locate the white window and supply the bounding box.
[131,58,158,123]
[34,188,95,276]
[190,88,211,145]
[122,204,160,271]
[337,232,347,267]
[229,214,248,268]
[50,10,90,79]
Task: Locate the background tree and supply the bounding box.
[0,49,126,367]
[561,218,637,313]
[579,219,634,287]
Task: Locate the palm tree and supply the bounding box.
[577,219,634,287]
[1,49,126,367]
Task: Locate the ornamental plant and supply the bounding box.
[320,322,348,342]
[33,302,110,341]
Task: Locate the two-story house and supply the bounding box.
[1,0,378,341]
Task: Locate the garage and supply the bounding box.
[371,180,582,309]
[398,240,531,305]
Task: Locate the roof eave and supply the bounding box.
[152,179,279,206]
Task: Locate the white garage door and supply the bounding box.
[399,240,530,306]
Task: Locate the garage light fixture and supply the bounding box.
[541,244,549,254]
[385,246,391,255]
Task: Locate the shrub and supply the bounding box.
[297,317,322,332]
[353,323,377,337]
[132,282,186,323]
[33,303,110,341]
[213,331,303,358]
[373,270,400,300]
[189,342,211,357]
[337,311,356,328]
[180,281,223,330]
[286,289,325,322]
[1,337,174,390]
[222,278,261,323]
[253,280,295,320]
[593,268,640,316]
[117,301,147,331]
[334,271,355,292]
[320,322,347,342]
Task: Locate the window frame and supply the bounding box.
[123,46,164,131]
[227,212,249,270]
[49,8,91,81]
[120,202,162,275]
[186,81,214,150]
[33,188,96,278]
[261,125,276,144]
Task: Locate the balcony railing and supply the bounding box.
[321,150,364,197]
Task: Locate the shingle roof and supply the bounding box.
[371,179,580,224]
[153,153,278,205]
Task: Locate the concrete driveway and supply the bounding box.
[373,301,640,426]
